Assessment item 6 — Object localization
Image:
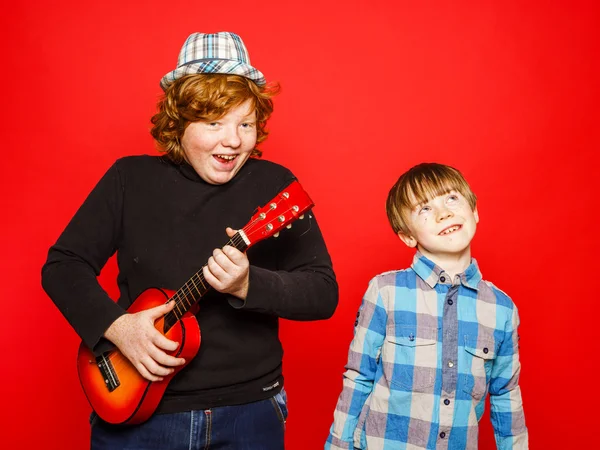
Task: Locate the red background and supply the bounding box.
[2,1,598,448]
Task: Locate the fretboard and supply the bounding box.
[163,232,249,332]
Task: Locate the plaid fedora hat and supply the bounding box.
[160,32,266,91]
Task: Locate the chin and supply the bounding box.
[208,178,230,185]
[211,173,237,185]
[446,245,471,256]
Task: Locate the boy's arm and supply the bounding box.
[489,305,529,449]
[325,278,387,450]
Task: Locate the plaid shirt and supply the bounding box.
[325,253,528,450]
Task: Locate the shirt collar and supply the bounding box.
[411,251,482,291]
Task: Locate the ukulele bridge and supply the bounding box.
[96,353,120,392]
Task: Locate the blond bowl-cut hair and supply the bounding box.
[150,74,279,163]
[386,163,478,236]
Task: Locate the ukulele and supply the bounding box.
[77,180,314,425]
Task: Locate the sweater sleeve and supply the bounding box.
[41,162,127,350]
[229,210,338,320]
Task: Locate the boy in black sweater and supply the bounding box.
[42,31,337,449]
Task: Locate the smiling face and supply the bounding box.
[180,99,257,185]
[398,190,479,263]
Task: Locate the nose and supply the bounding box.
[222,125,241,148]
[437,207,453,222]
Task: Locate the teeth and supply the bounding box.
[217,155,236,161]
[441,226,460,235]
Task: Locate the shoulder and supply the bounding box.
[242,158,296,187]
[87,156,164,190]
[481,280,514,305]
[360,268,415,308]
[246,158,291,173]
[113,155,169,172]
[480,280,518,311]
[110,156,179,187]
[369,267,416,290]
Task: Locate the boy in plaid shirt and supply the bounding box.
[326,163,528,449]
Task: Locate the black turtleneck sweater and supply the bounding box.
[41,155,338,413]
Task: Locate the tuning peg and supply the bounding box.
[286,224,292,229]
[273,232,280,238]
[299,215,304,220]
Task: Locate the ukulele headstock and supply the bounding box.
[241,181,314,247]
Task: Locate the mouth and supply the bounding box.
[439,224,462,236]
[213,154,238,163]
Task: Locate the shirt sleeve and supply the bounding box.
[325,278,387,449]
[229,210,338,321]
[489,305,529,449]
[41,162,127,350]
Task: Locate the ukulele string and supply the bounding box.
[105,194,302,376]
[170,195,292,315]
[168,234,244,317]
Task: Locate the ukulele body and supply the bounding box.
[77,287,201,425]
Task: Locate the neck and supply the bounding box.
[417,246,472,280]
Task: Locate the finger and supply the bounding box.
[208,254,229,280]
[154,332,180,352]
[135,361,163,382]
[140,355,173,378]
[222,245,248,266]
[147,300,176,319]
[204,264,224,290]
[202,263,225,292]
[214,248,249,277]
[226,227,238,238]
[213,248,236,272]
[150,346,186,367]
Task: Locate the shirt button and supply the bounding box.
[483,348,489,354]
[447,299,453,305]
[448,361,454,368]
[444,399,450,405]
[440,276,446,282]
[409,334,415,341]
[440,432,446,439]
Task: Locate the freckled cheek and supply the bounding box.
[186,147,210,161]
[244,134,257,147]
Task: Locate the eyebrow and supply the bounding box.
[412,202,428,212]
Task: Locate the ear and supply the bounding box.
[398,232,418,248]
[473,207,479,224]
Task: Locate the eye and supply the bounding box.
[241,122,255,129]
[447,194,459,203]
[418,205,431,214]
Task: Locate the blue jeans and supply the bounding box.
[90,390,288,449]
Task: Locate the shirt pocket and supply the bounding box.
[461,334,497,400]
[383,325,438,392]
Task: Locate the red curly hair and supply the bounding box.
[150,74,279,163]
